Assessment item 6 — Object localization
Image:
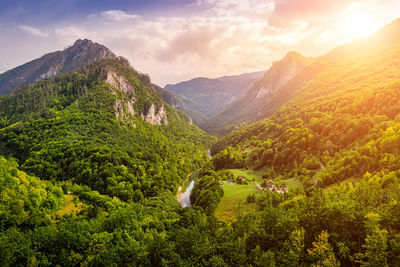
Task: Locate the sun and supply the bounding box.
[342,11,380,39]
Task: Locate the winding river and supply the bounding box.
[177,180,195,207]
[177,150,211,207]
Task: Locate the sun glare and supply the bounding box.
[342,12,379,39]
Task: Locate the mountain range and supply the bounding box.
[164,71,265,125]
[0,38,310,135]
[204,51,313,134]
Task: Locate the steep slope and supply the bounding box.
[164,71,265,123]
[0,39,117,95]
[212,18,400,188]
[0,57,212,201]
[205,52,313,135]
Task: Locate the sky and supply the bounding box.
[1,0,400,86]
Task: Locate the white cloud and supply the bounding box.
[100,10,142,22]
[19,25,48,37]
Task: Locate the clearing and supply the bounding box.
[214,168,302,223]
[53,194,83,217]
[214,169,263,223]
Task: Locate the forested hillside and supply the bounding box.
[0,57,213,200]
[0,57,236,266]
[212,18,400,186]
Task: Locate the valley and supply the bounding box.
[164,71,265,126]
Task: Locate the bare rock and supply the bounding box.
[105,69,134,94]
[142,104,168,125]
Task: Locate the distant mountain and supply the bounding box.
[154,85,206,125]
[0,39,117,95]
[205,51,313,135]
[164,71,265,124]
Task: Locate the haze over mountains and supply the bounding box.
[164,71,265,125]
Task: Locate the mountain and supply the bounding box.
[0,39,117,95]
[251,17,400,123]
[0,55,212,200]
[164,71,265,124]
[204,51,313,135]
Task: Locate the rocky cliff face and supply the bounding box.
[250,51,313,99]
[103,67,168,126]
[141,104,168,125]
[105,69,135,94]
[0,39,117,95]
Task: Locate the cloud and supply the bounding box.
[155,24,224,61]
[19,25,48,37]
[100,10,142,22]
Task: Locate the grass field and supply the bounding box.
[214,168,303,223]
[214,169,263,222]
[214,182,261,222]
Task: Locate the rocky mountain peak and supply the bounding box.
[0,39,117,95]
[73,39,94,47]
[67,39,114,58]
[253,51,313,99]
